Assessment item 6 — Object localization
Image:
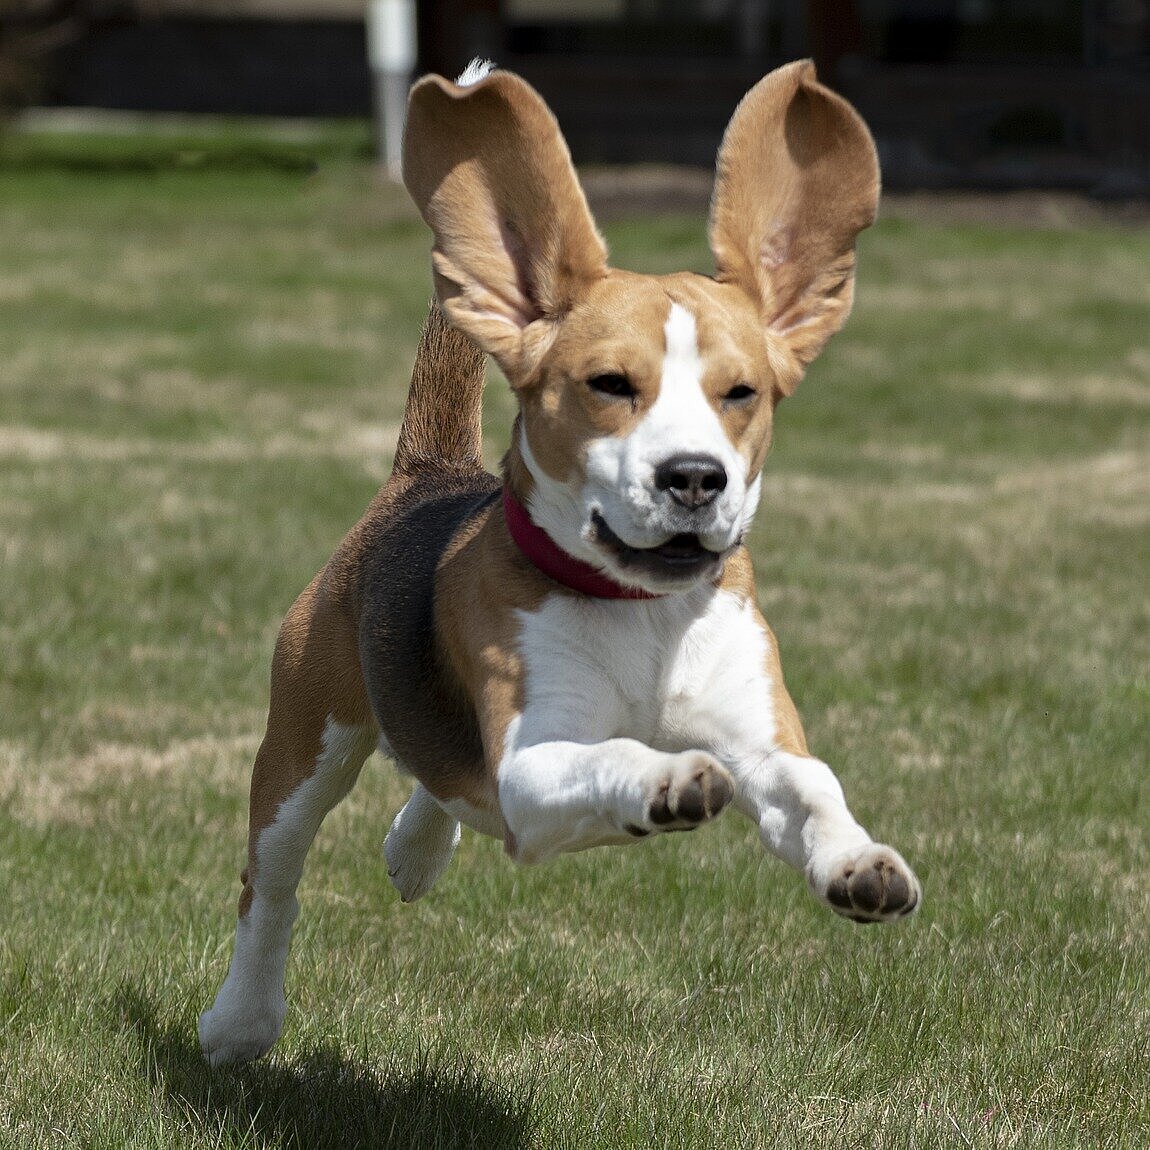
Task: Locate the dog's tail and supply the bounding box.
[391,301,487,479]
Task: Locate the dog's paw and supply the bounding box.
[819,844,921,923]
[384,790,461,903]
[628,752,735,836]
[198,998,284,1068]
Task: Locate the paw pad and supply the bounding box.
[825,847,920,923]
[646,756,734,832]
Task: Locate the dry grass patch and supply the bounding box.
[971,370,1150,409]
[0,732,262,828]
[0,423,400,469]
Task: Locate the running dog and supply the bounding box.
[200,59,921,1067]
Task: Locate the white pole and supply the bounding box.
[367,0,418,181]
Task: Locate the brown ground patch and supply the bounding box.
[0,732,261,827]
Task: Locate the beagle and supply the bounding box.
[200,59,920,1067]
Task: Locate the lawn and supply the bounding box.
[0,126,1147,1149]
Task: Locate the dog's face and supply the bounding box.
[514,273,784,591]
[404,62,879,593]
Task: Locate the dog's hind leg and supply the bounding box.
[384,782,461,902]
[199,574,376,1067]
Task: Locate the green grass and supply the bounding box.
[1,131,1147,1148]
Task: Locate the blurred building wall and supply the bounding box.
[16,0,1150,193]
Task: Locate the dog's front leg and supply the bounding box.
[731,751,921,923]
[498,735,736,864]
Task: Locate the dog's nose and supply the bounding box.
[654,454,728,510]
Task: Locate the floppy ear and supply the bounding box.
[403,69,608,379]
[709,60,879,384]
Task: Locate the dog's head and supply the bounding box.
[404,61,878,594]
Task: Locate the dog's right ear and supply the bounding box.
[403,70,608,380]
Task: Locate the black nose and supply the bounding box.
[654,453,728,510]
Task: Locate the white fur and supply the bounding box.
[491,586,888,892]
[384,783,462,902]
[440,795,505,840]
[456,59,496,87]
[519,422,591,565]
[199,718,376,1066]
[499,723,727,863]
[740,473,764,537]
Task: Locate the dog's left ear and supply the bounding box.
[403,69,608,380]
[709,61,879,385]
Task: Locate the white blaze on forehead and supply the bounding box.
[646,302,740,463]
[663,301,705,393]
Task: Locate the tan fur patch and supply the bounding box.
[720,548,809,756]
[246,556,376,865]
[709,60,879,372]
[433,498,549,803]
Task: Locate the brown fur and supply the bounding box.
[402,70,609,380]
[719,548,810,756]
[709,60,879,374]
[240,561,375,914]
[391,302,487,479]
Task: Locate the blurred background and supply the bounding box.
[2,0,1148,195]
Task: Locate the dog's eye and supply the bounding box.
[587,373,635,399]
[723,383,757,404]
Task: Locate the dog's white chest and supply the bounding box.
[514,587,778,755]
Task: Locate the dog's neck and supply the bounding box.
[501,485,663,601]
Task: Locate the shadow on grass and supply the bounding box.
[114,986,537,1150]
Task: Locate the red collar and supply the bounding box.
[502,485,663,600]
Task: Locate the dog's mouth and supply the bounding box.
[591,511,726,584]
